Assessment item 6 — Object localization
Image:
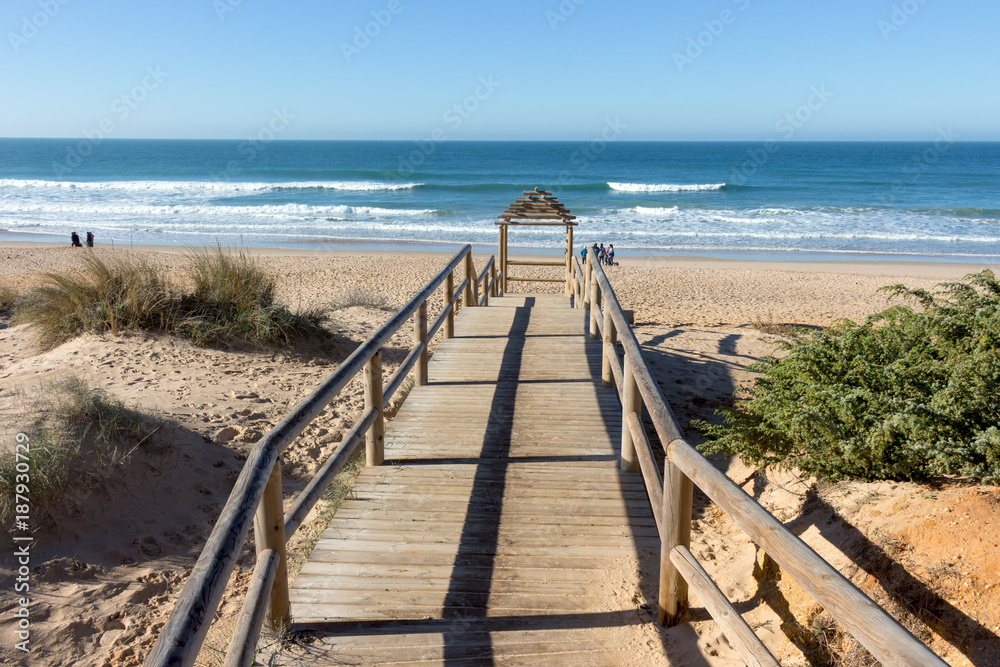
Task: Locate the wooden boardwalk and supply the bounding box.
[276,294,661,665]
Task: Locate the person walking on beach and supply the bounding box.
[71,232,82,247]
[607,244,615,266]
[86,231,94,247]
[581,245,588,263]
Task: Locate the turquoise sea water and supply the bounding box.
[1,139,998,262]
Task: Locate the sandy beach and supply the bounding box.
[1,243,997,666]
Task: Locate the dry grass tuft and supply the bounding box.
[750,310,800,335]
[0,285,18,314]
[330,285,388,310]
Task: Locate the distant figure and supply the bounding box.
[599,243,606,264]
[71,232,82,247]
[86,231,94,247]
[607,243,615,266]
[581,245,588,262]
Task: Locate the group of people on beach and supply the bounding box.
[70,231,95,247]
[582,242,616,266]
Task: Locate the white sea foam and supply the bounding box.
[608,182,726,193]
[632,206,680,216]
[0,201,439,218]
[0,179,421,193]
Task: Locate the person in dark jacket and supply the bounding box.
[71,232,82,247]
[86,231,94,247]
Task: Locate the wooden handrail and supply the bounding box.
[283,409,377,539]
[583,254,947,667]
[670,545,780,667]
[223,549,280,667]
[146,246,475,667]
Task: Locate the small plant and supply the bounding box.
[695,271,1000,485]
[0,377,161,525]
[750,310,799,336]
[331,286,387,310]
[0,285,18,314]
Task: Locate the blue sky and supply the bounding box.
[2,0,998,141]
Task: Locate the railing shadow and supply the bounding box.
[438,297,533,663]
[789,488,997,664]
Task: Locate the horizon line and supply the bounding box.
[2,137,999,144]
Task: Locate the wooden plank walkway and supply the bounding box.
[275,294,662,665]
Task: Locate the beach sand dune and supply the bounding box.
[0,246,996,666]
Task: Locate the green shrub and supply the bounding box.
[14,249,328,349]
[694,270,1000,484]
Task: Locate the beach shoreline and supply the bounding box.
[2,240,997,279]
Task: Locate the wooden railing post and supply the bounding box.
[414,302,428,385]
[659,455,693,626]
[364,350,385,466]
[574,258,584,309]
[499,225,507,294]
[602,307,617,388]
[254,462,289,631]
[583,254,593,309]
[620,360,640,473]
[565,224,574,296]
[589,269,601,340]
[464,253,477,307]
[445,272,455,338]
[490,259,498,297]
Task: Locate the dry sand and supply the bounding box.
[0,244,996,666]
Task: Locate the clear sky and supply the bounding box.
[2,0,998,141]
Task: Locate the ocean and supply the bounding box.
[1,138,998,262]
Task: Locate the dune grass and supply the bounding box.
[179,247,328,347]
[14,248,329,349]
[0,377,160,526]
[0,285,18,314]
[14,253,175,348]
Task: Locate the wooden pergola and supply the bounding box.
[496,188,578,295]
